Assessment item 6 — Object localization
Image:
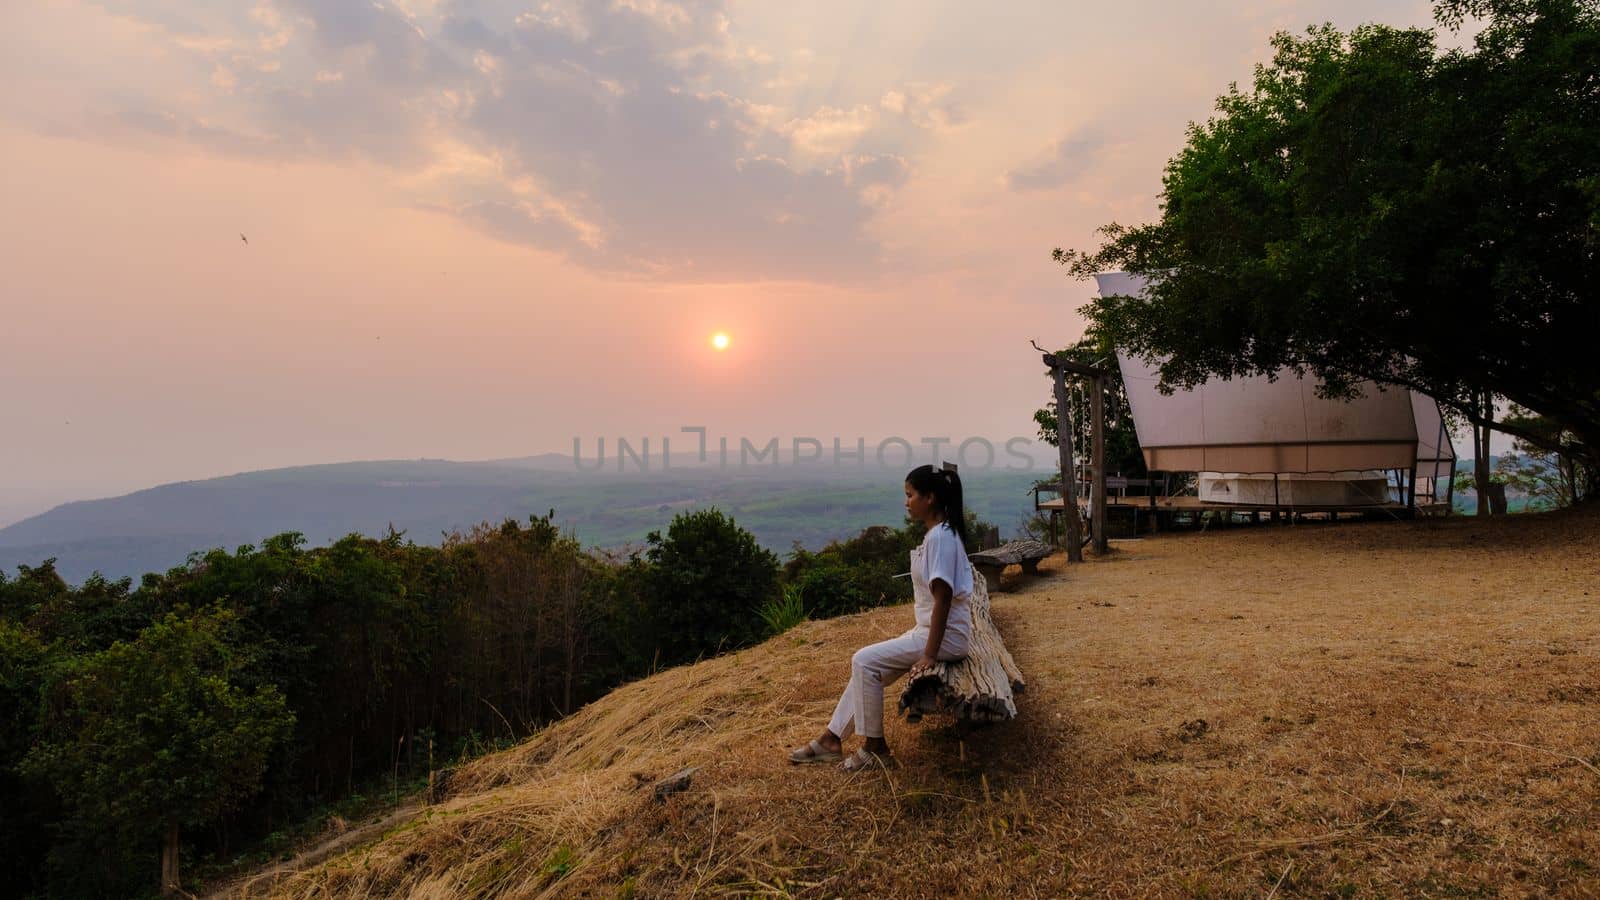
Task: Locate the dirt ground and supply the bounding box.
[230,507,1600,899]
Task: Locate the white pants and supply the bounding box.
[827,628,969,740]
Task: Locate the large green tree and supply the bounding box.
[1059,0,1600,484]
[22,608,294,896]
[639,509,780,665]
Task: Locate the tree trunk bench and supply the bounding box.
[967,539,1053,594]
[898,566,1025,724]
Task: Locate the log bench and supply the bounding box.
[898,564,1025,724]
[967,539,1053,594]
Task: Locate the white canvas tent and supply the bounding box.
[1093,273,1456,508]
[1411,391,1456,484]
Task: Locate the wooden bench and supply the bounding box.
[898,563,1025,723]
[967,539,1053,594]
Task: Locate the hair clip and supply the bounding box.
[941,461,958,474]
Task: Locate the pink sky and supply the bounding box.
[1,0,1447,525]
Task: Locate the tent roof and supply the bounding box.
[1095,273,1457,475]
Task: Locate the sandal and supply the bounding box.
[840,748,895,773]
[788,739,843,764]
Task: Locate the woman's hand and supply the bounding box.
[909,654,937,679]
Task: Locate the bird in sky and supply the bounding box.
[240,233,249,245]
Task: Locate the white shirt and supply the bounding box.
[911,521,973,643]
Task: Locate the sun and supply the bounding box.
[711,332,730,351]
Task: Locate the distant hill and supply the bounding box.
[0,457,1052,585]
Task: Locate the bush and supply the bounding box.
[22,607,294,896]
[757,585,808,636]
[2,515,671,897]
[787,558,875,619]
[640,509,781,665]
[781,510,1002,624]
[783,524,916,619]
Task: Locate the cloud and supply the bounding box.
[452,198,600,261]
[1005,132,1108,192]
[881,83,965,132]
[63,0,960,280]
[782,104,878,157]
[777,85,963,161]
[96,107,290,160]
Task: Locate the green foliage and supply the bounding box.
[542,843,578,881]
[899,508,1000,556]
[0,559,72,625]
[776,506,1003,621]
[1059,0,1600,476]
[0,622,44,763]
[784,524,916,619]
[837,521,922,566]
[22,607,293,895]
[1492,405,1595,508]
[0,494,971,894]
[29,571,150,654]
[0,513,657,896]
[640,509,781,665]
[757,585,809,636]
[0,620,49,888]
[1452,467,1508,490]
[785,555,887,619]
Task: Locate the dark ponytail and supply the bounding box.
[905,463,967,547]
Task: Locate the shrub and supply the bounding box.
[758,584,809,636]
[22,607,294,895]
[640,509,780,665]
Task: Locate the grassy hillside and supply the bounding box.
[0,461,1049,584]
[219,507,1599,898]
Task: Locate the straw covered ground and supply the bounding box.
[224,507,1600,898]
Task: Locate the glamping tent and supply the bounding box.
[1093,273,1456,511]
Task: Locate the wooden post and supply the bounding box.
[1090,374,1108,555]
[1445,455,1456,513]
[1440,408,1452,509]
[1047,358,1084,563]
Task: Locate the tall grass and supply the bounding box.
[757,585,808,636]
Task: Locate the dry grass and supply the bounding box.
[223,507,1600,898]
